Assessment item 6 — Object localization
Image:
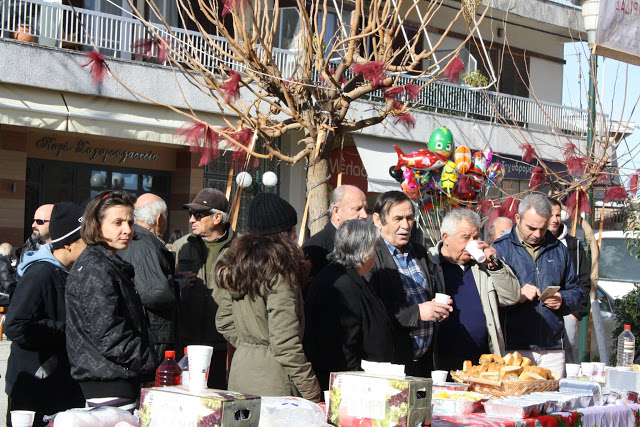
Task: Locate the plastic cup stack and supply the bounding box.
[187,345,213,392]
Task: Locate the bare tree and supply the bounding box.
[81,0,490,234]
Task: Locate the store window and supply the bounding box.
[25,159,171,240]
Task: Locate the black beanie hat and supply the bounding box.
[50,202,84,250]
[248,193,297,235]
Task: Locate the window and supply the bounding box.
[147,0,179,28]
[25,159,171,240]
[275,7,301,50]
[469,43,529,97]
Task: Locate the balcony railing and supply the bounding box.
[0,0,590,134]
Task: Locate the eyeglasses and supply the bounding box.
[34,219,49,225]
[189,211,212,221]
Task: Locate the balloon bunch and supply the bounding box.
[389,127,505,208]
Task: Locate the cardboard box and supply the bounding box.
[327,372,432,427]
[139,387,261,427]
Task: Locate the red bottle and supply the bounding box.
[155,350,182,386]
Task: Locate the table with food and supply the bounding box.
[34,350,640,426]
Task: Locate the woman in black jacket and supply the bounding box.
[304,219,396,391]
[65,190,156,412]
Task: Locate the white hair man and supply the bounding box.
[118,193,178,366]
[303,185,368,277]
[487,217,513,244]
[493,193,583,377]
[427,209,520,376]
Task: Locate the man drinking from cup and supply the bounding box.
[427,209,521,375]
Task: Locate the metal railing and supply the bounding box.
[0,0,590,134]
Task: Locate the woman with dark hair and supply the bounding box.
[65,190,156,412]
[215,192,321,401]
[304,219,395,391]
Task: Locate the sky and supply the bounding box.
[562,42,640,181]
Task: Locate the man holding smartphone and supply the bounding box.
[492,194,583,378]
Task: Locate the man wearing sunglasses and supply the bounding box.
[19,204,54,265]
[172,188,234,390]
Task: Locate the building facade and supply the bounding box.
[0,0,624,245]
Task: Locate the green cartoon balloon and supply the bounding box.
[428,126,454,158]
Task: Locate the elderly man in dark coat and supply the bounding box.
[119,193,178,365]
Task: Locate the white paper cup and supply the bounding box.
[565,363,581,377]
[581,362,595,378]
[10,410,35,427]
[187,345,213,391]
[434,293,450,305]
[431,370,448,384]
[465,240,486,263]
[593,362,605,376]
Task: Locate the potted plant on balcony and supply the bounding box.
[11,14,35,42]
[461,70,488,88]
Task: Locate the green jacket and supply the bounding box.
[215,274,321,401]
[427,242,521,358]
[173,229,234,349]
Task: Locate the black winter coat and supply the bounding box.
[566,235,591,320]
[302,222,336,279]
[363,237,437,368]
[5,260,84,415]
[119,225,179,364]
[305,263,395,391]
[0,256,16,305]
[66,244,156,400]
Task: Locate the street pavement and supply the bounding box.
[0,336,9,425]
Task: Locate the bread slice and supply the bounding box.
[493,355,505,364]
[479,354,496,364]
[503,353,515,365]
[512,351,523,366]
[521,357,532,368]
[500,365,523,378]
[519,371,545,381]
[463,360,473,373]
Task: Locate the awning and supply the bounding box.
[0,83,232,147]
[63,93,227,145]
[352,133,429,193]
[0,83,69,131]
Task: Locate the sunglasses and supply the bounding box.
[34,219,49,225]
[189,211,212,221]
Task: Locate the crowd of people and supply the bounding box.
[1,185,590,426]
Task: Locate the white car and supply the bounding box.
[590,231,640,361]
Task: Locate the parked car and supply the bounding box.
[589,231,640,361]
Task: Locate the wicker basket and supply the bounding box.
[450,371,559,397]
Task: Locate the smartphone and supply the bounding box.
[539,286,560,301]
